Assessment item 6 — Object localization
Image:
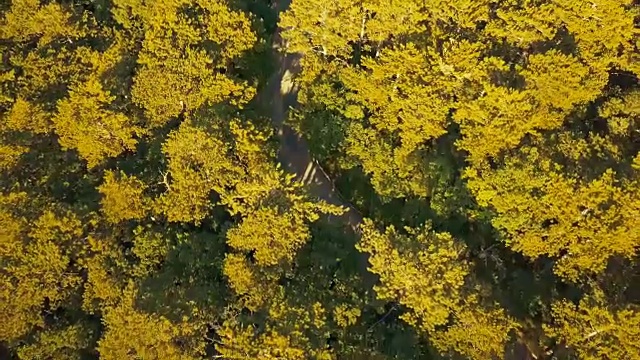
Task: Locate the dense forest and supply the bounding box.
[1,0,639,359]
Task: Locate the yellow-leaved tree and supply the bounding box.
[466,87,640,281]
[99,170,150,223]
[0,193,84,344]
[357,219,469,331]
[545,288,640,360]
[357,219,520,359]
[223,168,343,310]
[431,296,520,360]
[0,0,85,46]
[156,119,244,223]
[54,78,141,167]
[112,0,257,126]
[226,171,343,267]
[97,285,206,360]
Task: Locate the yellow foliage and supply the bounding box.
[283,0,639,199]
[523,50,606,112]
[337,44,453,196]
[333,304,362,328]
[9,46,96,100]
[223,253,280,311]
[485,3,558,46]
[157,121,243,223]
[16,324,92,360]
[119,0,257,126]
[81,235,129,313]
[98,286,204,360]
[280,0,363,57]
[0,0,84,46]
[228,119,274,170]
[341,44,449,146]
[467,144,640,281]
[130,227,171,278]
[0,142,28,170]
[227,206,312,266]
[553,0,636,68]
[0,69,15,105]
[99,171,149,223]
[5,98,51,134]
[545,289,640,360]
[225,168,343,266]
[216,320,307,360]
[599,89,640,139]
[54,78,141,167]
[485,0,636,68]
[462,90,639,280]
[200,1,257,60]
[357,219,469,331]
[0,206,35,342]
[361,0,428,42]
[133,44,252,126]
[111,0,189,28]
[455,85,547,164]
[0,206,82,342]
[431,297,519,360]
[29,209,83,246]
[217,287,342,360]
[1,0,639,358]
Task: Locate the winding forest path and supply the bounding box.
[258,0,377,293]
[261,0,364,230]
[255,5,536,360]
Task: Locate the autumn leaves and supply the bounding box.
[281,0,640,358]
[1,0,640,359]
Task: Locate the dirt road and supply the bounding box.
[262,1,363,230]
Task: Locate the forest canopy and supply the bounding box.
[1,0,639,359]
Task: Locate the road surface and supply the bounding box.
[260,0,364,230]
